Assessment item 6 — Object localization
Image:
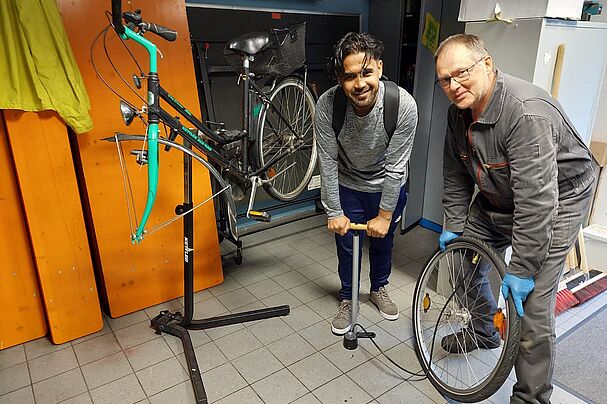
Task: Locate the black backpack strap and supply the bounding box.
[332,86,347,138]
[332,81,399,139]
[383,80,399,140]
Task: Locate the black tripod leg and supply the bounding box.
[151,314,207,403]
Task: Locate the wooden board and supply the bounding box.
[0,115,47,349]
[3,110,102,344]
[57,0,223,317]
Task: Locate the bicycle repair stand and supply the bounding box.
[343,224,375,350]
[150,139,290,403]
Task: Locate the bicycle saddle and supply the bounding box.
[225,32,270,56]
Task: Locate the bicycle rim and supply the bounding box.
[412,237,520,402]
[256,77,317,201]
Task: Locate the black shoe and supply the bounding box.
[441,329,501,353]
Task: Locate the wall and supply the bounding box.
[186,0,368,30]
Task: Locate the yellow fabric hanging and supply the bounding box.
[0,0,93,134]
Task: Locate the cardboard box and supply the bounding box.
[591,140,607,167]
[458,0,584,22]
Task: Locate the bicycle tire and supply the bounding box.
[411,236,520,402]
[253,76,317,201]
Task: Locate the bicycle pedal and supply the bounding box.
[248,210,271,222]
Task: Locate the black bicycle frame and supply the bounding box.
[153,69,310,183]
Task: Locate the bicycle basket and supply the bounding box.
[224,22,306,78]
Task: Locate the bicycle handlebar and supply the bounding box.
[110,0,177,42]
[111,0,123,35]
[140,22,177,42]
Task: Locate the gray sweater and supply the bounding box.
[314,81,418,219]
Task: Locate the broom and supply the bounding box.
[551,43,581,316]
[555,247,579,316]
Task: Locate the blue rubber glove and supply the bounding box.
[439,230,461,251]
[501,273,535,317]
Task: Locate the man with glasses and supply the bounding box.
[434,34,595,403]
[314,32,418,335]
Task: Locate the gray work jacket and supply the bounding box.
[443,70,594,277]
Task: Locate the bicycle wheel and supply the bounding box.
[254,76,317,201]
[412,236,520,402]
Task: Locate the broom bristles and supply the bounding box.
[573,275,607,305]
[555,288,579,316]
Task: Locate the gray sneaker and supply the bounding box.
[331,300,352,335]
[370,287,399,320]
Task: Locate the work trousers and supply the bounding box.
[462,183,593,404]
[335,185,407,300]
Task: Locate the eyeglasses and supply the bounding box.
[435,56,486,89]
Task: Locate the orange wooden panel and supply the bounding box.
[57,0,223,317]
[3,110,102,344]
[0,115,47,350]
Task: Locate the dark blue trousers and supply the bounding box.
[335,185,407,300]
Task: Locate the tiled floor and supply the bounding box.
[1,215,604,404]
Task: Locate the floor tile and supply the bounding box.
[245,278,285,300]
[261,290,303,309]
[113,320,160,350]
[81,352,133,390]
[320,340,375,373]
[135,357,189,397]
[192,297,229,319]
[0,386,34,404]
[298,320,340,351]
[0,345,26,370]
[0,362,30,396]
[28,347,79,383]
[251,368,308,404]
[23,337,70,360]
[124,337,174,371]
[215,288,258,311]
[208,275,242,297]
[289,282,329,304]
[148,380,195,404]
[307,295,340,319]
[246,316,294,346]
[229,267,269,287]
[377,381,435,403]
[214,328,262,361]
[71,319,112,346]
[267,333,316,367]
[176,341,228,373]
[216,386,264,404]
[73,333,122,366]
[274,271,310,289]
[347,357,403,398]
[32,368,87,404]
[294,262,333,281]
[291,392,322,404]
[232,347,284,384]
[282,305,324,331]
[89,374,145,404]
[201,363,248,403]
[311,374,372,403]
[106,311,148,332]
[62,392,93,403]
[288,352,342,390]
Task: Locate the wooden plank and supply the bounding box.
[0,114,48,350]
[4,110,102,344]
[57,0,223,317]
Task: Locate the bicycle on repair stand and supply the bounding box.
[94,1,317,262]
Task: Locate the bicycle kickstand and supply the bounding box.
[344,223,376,350]
[246,176,271,223]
